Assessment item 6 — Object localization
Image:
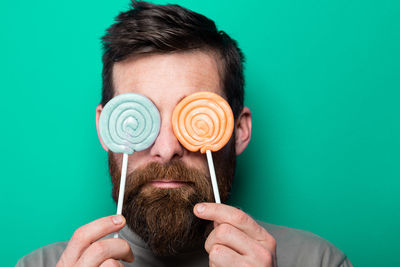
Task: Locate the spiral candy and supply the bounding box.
[99,93,161,154]
[172,91,234,153]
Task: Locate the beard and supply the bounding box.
[108,142,236,256]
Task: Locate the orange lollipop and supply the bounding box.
[172,91,234,203]
[172,91,234,153]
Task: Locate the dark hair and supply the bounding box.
[101,1,245,118]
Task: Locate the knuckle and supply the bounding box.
[121,240,133,259]
[252,241,275,265]
[209,244,223,262]
[91,241,108,258]
[256,224,268,238]
[259,228,277,249]
[259,250,273,265]
[253,243,266,255]
[234,210,249,225]
[120,240,131,253]
[215,224,232,239]
[72,227,87,242]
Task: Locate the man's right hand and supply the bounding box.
[56,215,134,267]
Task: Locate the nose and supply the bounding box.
[149,117,184,162]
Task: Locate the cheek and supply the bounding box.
[181,152,209,172]
[126,150,149,173]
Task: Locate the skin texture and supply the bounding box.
[57,50,275,266]
[56,215,133,267]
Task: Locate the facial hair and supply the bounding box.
[108,142,236,256]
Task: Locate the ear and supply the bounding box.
[96,104,109,152]
[234,106,252,155]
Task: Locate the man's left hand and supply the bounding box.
[194,203,277,267]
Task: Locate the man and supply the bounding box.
[17,1,352,266]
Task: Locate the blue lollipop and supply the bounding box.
[98,93,160,238]
[99,93,161,154]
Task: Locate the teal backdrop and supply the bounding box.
[2,0,399,266]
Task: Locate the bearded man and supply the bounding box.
[17,1,352,266]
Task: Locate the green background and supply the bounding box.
[2,0,399,266]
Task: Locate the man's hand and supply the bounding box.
[194,203,277,267]
[56,215,134,267]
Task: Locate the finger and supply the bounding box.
[194,203,275,250]
[99,259,124,267]
[205,223,266,257]
[60,215,126,265]
[206,223,276,266]
[76,238,134,267]
[208,244,243,267]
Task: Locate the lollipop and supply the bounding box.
[172,91,234,203]
[99,93,160,237]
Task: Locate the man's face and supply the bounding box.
[100,50,237,256]
[112,50,225,177]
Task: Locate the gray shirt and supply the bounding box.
[16,221,352,267]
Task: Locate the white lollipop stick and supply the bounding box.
[99,93,161,239]
[206,150,221,204]
[114,152,129,238]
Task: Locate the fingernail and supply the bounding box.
[196,204,206,214]
[112,215,124,225]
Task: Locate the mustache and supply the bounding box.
[112,159,211,198]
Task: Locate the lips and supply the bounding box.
[149,180,192,189]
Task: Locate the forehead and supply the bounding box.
[112,50,224,105]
